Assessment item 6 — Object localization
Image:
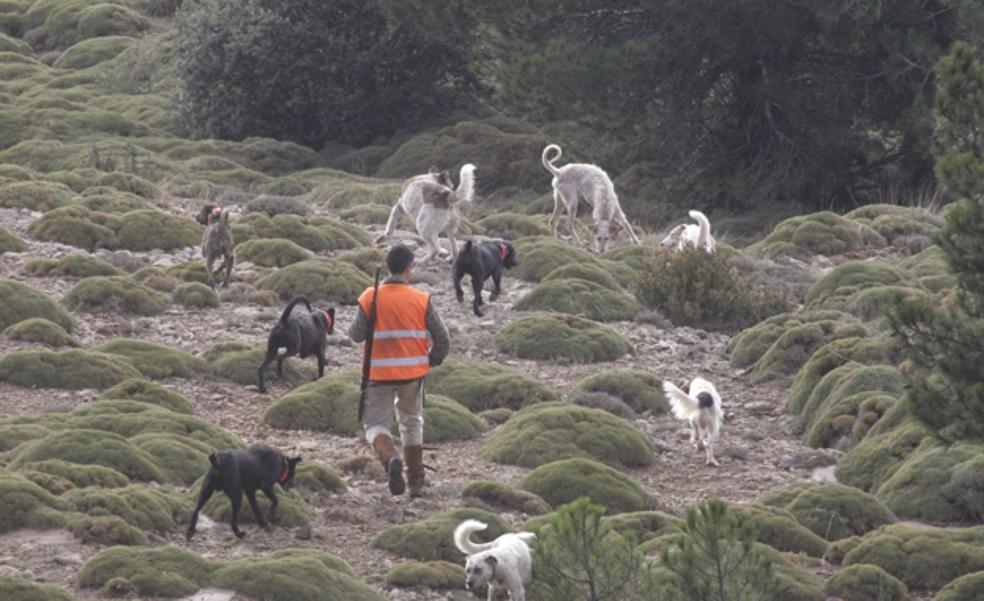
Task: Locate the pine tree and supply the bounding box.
[889,40,984,440]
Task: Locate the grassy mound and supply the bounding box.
[235,238,313,268]
[372,508,511,562]
[482,402,652,468]
[65,482,193,531]
[302,176,401,209]
[425,358,559,411]
[206,342,313,388]
[0,279,75,331]
[25,253,124,278]
[519,457,651,513]
[22,459,129,489]
[461,480,552,515]
[495,314,632,363]
[732,504,830,557]
[835,411,932,493]
[336,247,385,276]
[0,471,67,533]
[514,277,641,321]
[338,203,396,225]
[415,395,487,442]
[78,545,215,598]
[68,515,149,546]
[386,561,464,589]
[95,339,206,379]
[510,236,598,282]
[9,429,165,482]
[0,226,25,253]
[173,281,220,307]
[846,204,943,245]
[294,461,347,494]
[234,213,365,252]
[805,261,915,312]
[4,318,77,347]
[933,571,984,601]
[0,349,140,389]
[98,379,195,414]
[110,210,202,251]
[796,364,903,438]
[783,484,897,541]
[542,261,621,289]
[573,369,667,414]
[256,259,372,304]
[807,392,897,450]
[602,510,682,545]
[477,212,550,239]
[825,536,865,565]
[80,192,153,214]
[52,35,134,69]
[0,576,78,601]
[747,211,887,259]
[245,194,311,217]
[64,275,169,315]
[26,206,117,250]
[263,372,361,436]
[0,180,73,211]
[201,487,313,528]
[825,564,910,601]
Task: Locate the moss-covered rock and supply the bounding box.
[782,484,897,541]
[733,504,830,557]
[98,378,195,414]
[477,212,550,240]
[64,275,169,315]
[933,571,984,601]
[256,259,372,304]
[461,480,551,515]
[573,369,667,414]
[825,563,910,601]
[0,349,140,389]
[542,261,621,289]
[747,211,887,259]
[3,317,78,347]
[110,210,202,251]
[206,342,313,389]
[518,457,652,513]
[294,461,347,494]
[483,402,652,469]
[0,471,67,533]
[263,372,361,435]
[172,281,220,307]
[78,545,215,598]
[514,277,641,321]
[22,459,129,489]
[67,515,149,546]
[372,508,511,562]
[0,180,73,211]
[495,314,632,363]
[386,561,464,589]
[0,279,75,331]
[26,206,117,250]
[425,358,559,411]
[95,339,206,379]
[0,576,78,601]
[235,238,313,268]
[0,225,25,253]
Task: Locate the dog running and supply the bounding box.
[257,296,334,393]
[663,377,724,466]
[659,210,717,253]
[454,519,536,601]
[186,444,301,540]
[453,239,517,317]
[196,203,235,288]
[541,143,641,253]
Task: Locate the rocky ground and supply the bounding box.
[0,201,834,600]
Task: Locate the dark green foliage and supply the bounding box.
[338,203,395,225]
[67,515,149,546]
[749,213,887,259]
[495,314,632,363]
[52,35,134,69]
[835,411,931,493]
[386,561,464,589]
[543,262,621,289]
[22,460,129,489]
[483,402,652,469]
[574,369,667,414]
[172,282,220,307]
[461,480,551,515]
[0,423,52,453]
[933,571,984,601]
[0,225,25,252]
[235,238,313,268]
[0,576,78,601]
[477,212,550,239]
[98,379,195,414]
[0,180,72,211]
[256,259,372,304]
[26,206,117,250]
[64,276,169,315]
[95,339,206,379]
[824,564,910,601]
[519,457,652,513]
[245,194,311,217]
[164,262,208,285]
[515,277,641,321]
[263,372,361,436]
[425,358,559,411]
[66,485,192,532]
[796,364,904,439]
[372,508,510,562]
[294,462,347,494]
[206,342,312,388]
[0,349,140,389]
[635,248,789,331]
[510,236,597,282]
[783,484,897,541]
[110,210,202,251]
[4,318,77,347]
[0,471,67,533]
[0,279,75,331]
[78,545,215,598]
[732,504,829,557]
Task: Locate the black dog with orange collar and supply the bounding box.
[453,239,518,317]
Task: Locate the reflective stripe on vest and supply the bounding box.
[358,283,431,381]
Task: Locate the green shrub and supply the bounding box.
[515,277,641,321]
[173,281,220,307]
[835,414,931,493]
[206,342,313,388]
[0,279,75,331]
[52,35,134,69]
[20,469,73,495]
[38,253,124,278]
[415,395,487,442]
[805,261,911,306]
[573,369,667,414]
[263,373,361,435]
[509,236,597,282]
[461,480,551,515]
[603,510,683,544]
[747,211,886,259]
[732,504,830,557]
[338,203,398,225]
[26,206,116,250]
[542,261,621,289]
[0,180,73,211]
[824,563,910,601]
[372,508,511,562]
[110,210,202,251]
[0,576,78,601]
[164,261,209,284]
[477,212,549,239]
[386,561,464,589]
[783,484,897,541]
[64,276,169,315]
[9,429,166,482]
[635,248,790,331]
[0,349,140,389]
[98,379,195,414]
[806,392,897,449]
[425,358,559,411]
[95,339,206,379]
[80,191,152,214]
[201,487,313,527]
[519,457,652,513]
[68,400,242,451]
[256,259,372,304]
[64,485,190,532]
[246,194,311,217]
[4,318,77,347]
[78,545,215,598]
[294,461,347,494]
[0,423,52,453]
[825,536,865,565]
[22,459,129,489]
[933,571,984,601]
[495,314,632,363]
[236,238,313,268]
[0,225,25,253]
[92,172,159,199]
[336,247,385,276]
[234,213,365,251]
[483,402,652,468]
[67,515,149,546]
[796,364,903,435]
[727,309,855,370]
[0,471,67,533]
[42,3,149,48]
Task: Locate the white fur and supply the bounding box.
[542,144,641,254]
[659,210,717,253]
[376,164,476,262]
[454,519,535,601]
[662,377,724,466]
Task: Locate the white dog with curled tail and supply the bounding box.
[659,210,717,253]
[663,377,724,466]
[454,519,536,601]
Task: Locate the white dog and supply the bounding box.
[659,210,716,252]
[376,164,476,262]
[454,519,535,601]
[662,377,724,466]
[541,144,641,253]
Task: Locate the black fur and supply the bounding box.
[186,445,301,540]
[697,391,714,409]
[257,297,335,393]
[452,239,517,317]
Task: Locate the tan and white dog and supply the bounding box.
[454,519,535,601]
[376,164,476,262]
[663,377,724,466]
[659,210,716,253]
[541,144,641,253]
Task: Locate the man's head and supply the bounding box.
[386,244,415,277]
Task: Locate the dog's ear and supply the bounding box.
[289,456,302,465]
[484,555,498,567]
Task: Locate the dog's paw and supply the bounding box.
[234,530,246,539]
[489,291,500,302]
[184,530,195,541]
[455,291,464,303]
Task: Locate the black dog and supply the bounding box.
[258,297,334,393]
[186,445,301,540]
[453,239,517,317]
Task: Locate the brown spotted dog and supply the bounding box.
[196,203,234,289]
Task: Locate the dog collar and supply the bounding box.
[321,310,334,332]
[208,207,222,225]
[498,242,507,261]
[277,462,291,485]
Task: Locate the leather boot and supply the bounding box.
[404,445,425,498]
[372,434,405,495]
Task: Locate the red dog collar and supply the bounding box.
[278,462,291,485]
[498,242,507,261]
[321,310,334,332]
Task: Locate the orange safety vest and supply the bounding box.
[357,283,431,381]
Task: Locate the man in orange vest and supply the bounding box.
[349,244,450,497]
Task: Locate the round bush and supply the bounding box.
[784,484,896,541]
[416,395,487,442]
[933,571,984,601]
[477,212,549,239]
[748,211,887,259]
[0,472,67,534]
[514,278,641,321]
[0,180,73,211]
[0,349,140,389]
[336,247,386,276]
[4,318,77,347]
[78,545,214,598]
[294,462,347,494]
[173,282,220,307]
[206,342,313,389]
[805,261,910,306]
[234,213,366,251]
[236,238,313,268]
[425,358,559,411]
[165,261,208,284]
[372,508,511,562]
[0,279,75,331]
[80,192,152,214]
[495,314,632,363]
[386,561,464,589]
[64,276,169,316]
[263,373,361,435]
[0,576,77,601]
[574,369,667,413]
[461,480,552,515]
[732,504,830,557]
[26,206,117,250]
[543,262,621,289]
[796,364,903,436]
[245,194,310,217]
[98,379,195,414]
[110,210,202,251]
[256,259,372,304]
[22,459,130,489]
[518,457,652,513]
[0,226,25,253]
[825,564,909,601]
[483,402,652,468]
[68,400,243,450]
[10,429,166,482]
[95,339,206,379]
[202,487,313,527]
[52,35,134,69]
[338,203,396,225]
[39,253,124,278]
[68,515,149,546]
[510,236,597,282]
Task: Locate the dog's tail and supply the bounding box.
[689,210,712,249]
[663,381,703,421]
[454,519,496,554]
[279,297,312,325]
[516,532,536,544]
[454,164,476,204]
[542,144,562,176]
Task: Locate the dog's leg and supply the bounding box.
[185,473,216,540]
[257,346,279,393]
[490,266,502,301]
[205,256,217,289]
[453,266,466,303]
[245,490,268,528]
[689,417,699,449]
[704,437,719,467]
[548,188,565,240]
[376,204,403,244]
[316,348,326,379]
[565,193,586,247]
[221,253,234,287]
[471,274,484,317]
[619,213,641,245]
[261,487,279,523]
[228,491,246,539]
[486,584,495,601]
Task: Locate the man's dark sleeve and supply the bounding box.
[425,299,450,366]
